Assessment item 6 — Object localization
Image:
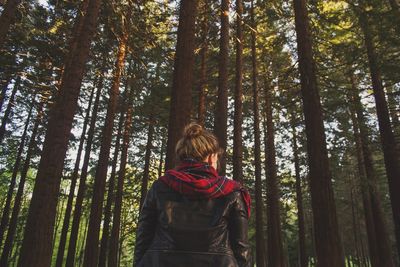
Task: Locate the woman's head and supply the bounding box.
[175,123,223,166]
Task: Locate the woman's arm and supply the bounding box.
[134,182,158,266]
[229,192,251,267]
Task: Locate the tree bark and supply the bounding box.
[0,101,43,266]
[348,73,394,267]
[264,80,286,267]
[54,86,95,267]
[214,0,229,175]
[197,0,209,127]
[292,0,345,265]
[0,76,19,144]
[83,30,128,267]
[250,1,266,265]
[17,0,101,264]
[139,116,155,210]
[357,8,400,259]
[0,0,22,47]
[98,102,125,267]
[290,111,307,267]
[0,101,33,248]
[232,0,244,182]
[164,0,197,170]
[65,75,103,267]
[108,78,135,267]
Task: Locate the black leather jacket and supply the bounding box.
[134,180,251,267]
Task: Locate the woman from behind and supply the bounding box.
[134,123,251,267]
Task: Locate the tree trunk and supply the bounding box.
[290,111,307,267]
[0,101,33,248]
[54,86,95,267]
[65,75,103,267]
[264,80,286,267]
[0,101,44,266]
[197,0,209,127]
[292,0,345,265]
[214,0,229,175]
[108,79,135,267]
[139,116,155,210]
[357,8,400,259]
[348,73,394,267]
[164,0,197,170]
[0,77,19,144]
[232,0,244,182]
[250,1,266,265]
[83,31,127,267]
[17,0,101,264]
[0,0,22,47]
[98,102,125,267]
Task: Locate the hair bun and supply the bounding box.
[183,123,203,139]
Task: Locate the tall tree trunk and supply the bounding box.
[164,0,197,170]
[250,1,266,265]
[197,0,209,127]
[108,78,135,267]
[65,75,103,267]
[17,0,101,264]
[0,77,19,144]
[290,111,307,267]
[0,101,44,266]
[98,102,125,267]
[0,0,22,47]
[139,116,155,210]
[232,0,243,182]
[264,80,286,267]
[214,0,229,175]
[292,0,345,265]
[0,101,33,248]
[54,86,95,267]
[83,29,128,267]
[357,8,400,258]
[348,73,394,267]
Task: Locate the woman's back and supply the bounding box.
[134,124,251,267]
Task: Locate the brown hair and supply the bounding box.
[175,123,223,162]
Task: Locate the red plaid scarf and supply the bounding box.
[159,159,251,218]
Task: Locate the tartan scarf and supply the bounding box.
[159,159,251,218]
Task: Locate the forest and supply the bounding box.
[0,0,399,266]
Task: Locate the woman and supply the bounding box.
[134,123,251,267]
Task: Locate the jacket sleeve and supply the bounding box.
[228,192,251,267]
[134,182,158,266]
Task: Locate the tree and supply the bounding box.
[250,1,266,265]
[232,0,244,182]
[292,0,345,265]
[214,0,229,175]
[164,0,198,170]
[17,0,101,264]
